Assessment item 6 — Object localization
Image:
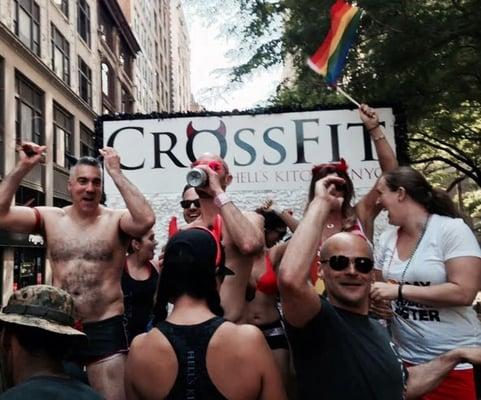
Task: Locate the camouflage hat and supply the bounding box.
[0,285,86,339]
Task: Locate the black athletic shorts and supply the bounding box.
[72,315,129,365]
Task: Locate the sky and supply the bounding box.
[185,7,282,112]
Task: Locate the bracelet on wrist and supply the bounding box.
[372,133,386,142]
[367,123,380,132]
[398,283,404,302]
[214,192,232,208]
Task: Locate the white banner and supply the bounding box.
[102,107,396,196]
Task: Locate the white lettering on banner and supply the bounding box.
[102,107,397,195]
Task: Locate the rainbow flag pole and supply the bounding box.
[307,0,363,107]
[335,86,360,107]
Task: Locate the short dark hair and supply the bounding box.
[255,209,286,232]
[69,156,102,179]
[182,184,194,197]
[77,156,102,169]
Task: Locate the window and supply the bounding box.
[15,74,43,145]
[121,86,133,113]
[53,103,73,168]
[119,40,133,79]
[101,62,110,96]
[77,0,90,46]
[57,0,69,17]
[98,5,114,49]
[14,0,40,55]
[51,24,70,84]
[101,61,115,105]
[78,56,92,105]
[80,124,96,157]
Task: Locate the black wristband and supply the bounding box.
[398,283,404,302]
[367,123,380,132]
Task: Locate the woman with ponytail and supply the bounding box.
[371,166,481,400]
[125,228,287,400]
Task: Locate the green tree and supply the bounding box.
[186,0,481,223]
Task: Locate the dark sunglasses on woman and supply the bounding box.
[180,199,201,209]
[320,255,374,274]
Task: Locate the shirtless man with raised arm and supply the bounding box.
[0,142,155,400]
[185,153,264,322]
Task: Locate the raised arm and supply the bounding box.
[406,347,481,399]
[356,104,398,239]
[278,175,343,327]
[259,199,299,233]
[197,163,264,255]
[100,147,155,238]
[0,143,46,233]
[219,206,264,255]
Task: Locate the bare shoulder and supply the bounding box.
[216,321,265,348]
[36,206,66,222]
[103,206,126,218]
[127,328,178,398]
[129,329,172,362]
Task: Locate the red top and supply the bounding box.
[256,252,278,295]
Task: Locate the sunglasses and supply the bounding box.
[320,255,374,274]
[180,199,201,209]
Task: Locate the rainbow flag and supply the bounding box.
[307,0,363,86]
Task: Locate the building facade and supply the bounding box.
[119,0,171,113]
[169,0,191,112]
[98,0,140,114]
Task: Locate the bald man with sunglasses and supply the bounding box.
[279,175,481,400]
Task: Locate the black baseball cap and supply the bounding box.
[164,228,234,277]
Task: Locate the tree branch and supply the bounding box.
[411,133,475,168]
[410,137,473,168]
[446,175,467,192]
[410,157,479,185]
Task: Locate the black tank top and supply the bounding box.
[156,316,228,400]
[121,262,159,343]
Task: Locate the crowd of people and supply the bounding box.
[0,103,480,400]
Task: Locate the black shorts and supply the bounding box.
[258,319,289,350]
[73,315,129,365]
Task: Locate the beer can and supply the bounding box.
[186,168,208,187]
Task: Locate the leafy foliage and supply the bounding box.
[185,0,481,224]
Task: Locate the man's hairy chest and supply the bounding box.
[49,238,115,262]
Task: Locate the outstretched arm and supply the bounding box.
[0,143,46,233]
[278,175,343,327]
[356,103,398,239]
[100,147,155,238]
[406,347,481,399]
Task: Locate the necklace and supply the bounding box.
[386,215,431,284]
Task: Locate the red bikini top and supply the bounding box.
[256,252,278,295]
